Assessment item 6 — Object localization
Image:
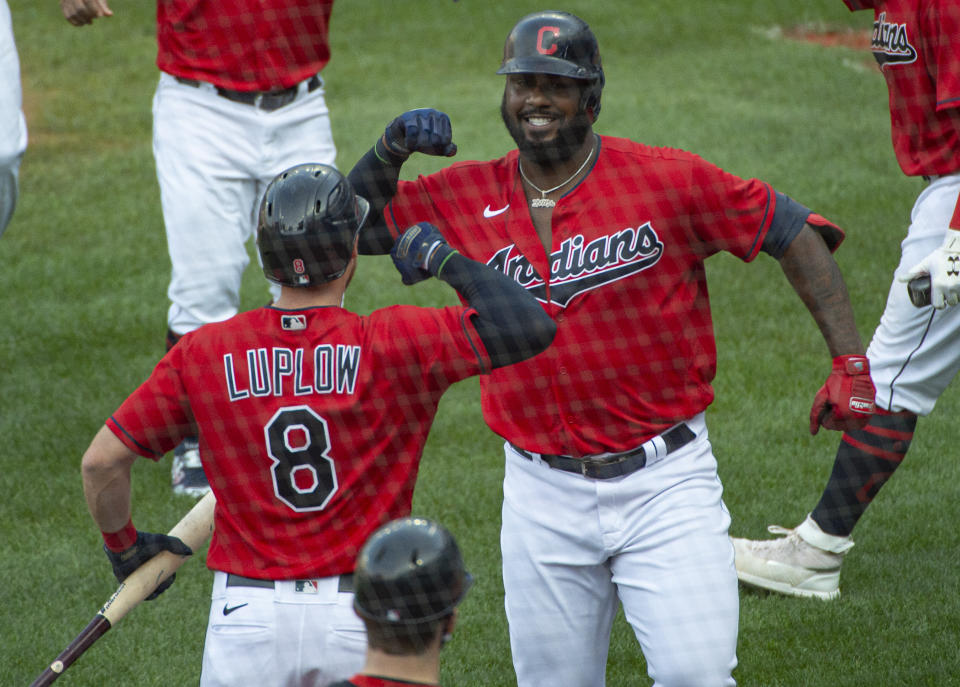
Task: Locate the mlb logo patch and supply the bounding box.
[281,314,307,331]
[295,580,319,593]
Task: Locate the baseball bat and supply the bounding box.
[907,274,931,307]
[29,491,216,686]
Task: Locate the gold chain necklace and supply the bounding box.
[518,142,596,208]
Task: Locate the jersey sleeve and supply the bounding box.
[367,304,491,390]
[685,154,776,262]
[106,344,194,460]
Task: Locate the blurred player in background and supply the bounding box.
[61,0,339,496]
[330,517,472,687]
[80,164,554,686]
[347,11,874,686]
[732,0,960,600]
[0,0,27,236]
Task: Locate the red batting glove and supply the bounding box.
[809,355,876,435]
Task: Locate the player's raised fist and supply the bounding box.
[391,222,458,285]
[383,109,458,160]
[809,355,876,435]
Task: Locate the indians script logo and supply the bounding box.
[871,12,917,67]
[487,223,663,307]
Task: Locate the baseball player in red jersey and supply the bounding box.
[330,517,472,687]
[732,0,960,600]
[79,164,555,686]
[346,11,875,687]
[61,0,340,496]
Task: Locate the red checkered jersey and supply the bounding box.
[384,135,777,456]
[106,305,488,579]
[156,0,334,90]
[844,0,960,176]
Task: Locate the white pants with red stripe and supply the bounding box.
[867,173,960,414]
[153,71,337,335]
[500,413,738,687]
[200,571,366,687]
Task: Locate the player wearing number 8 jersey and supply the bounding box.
[79,164,555,686]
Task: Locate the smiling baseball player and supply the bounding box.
[80,164,555,686]
[345,11,874,686]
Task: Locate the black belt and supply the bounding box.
[226,572,353,593]
[175,74,322,111]
[511,423,696,480]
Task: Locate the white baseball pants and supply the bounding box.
[867,174,960,414]
[0,0,27,237]
[152,72,337,335]
[200,571,366,687]
[501,413,738,687]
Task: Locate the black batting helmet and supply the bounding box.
[497,10,605,118]
[354,518,473,625]
[257,163,370,287]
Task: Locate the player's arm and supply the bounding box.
[61,0,113,26]
[392,222,556,368]
[83,425,193,598]
[774,223,875,435]
[348,109,456,255]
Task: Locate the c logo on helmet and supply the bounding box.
[536,26,560,55]
[293,258,306,274]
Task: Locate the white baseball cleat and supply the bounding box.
[731,515,853,601]
[171,437,211,498]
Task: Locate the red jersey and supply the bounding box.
[107,305,489,579]
[156,0,334,90]
[385,135,780,456]
[333,677,438,687]
[844,0,960,176]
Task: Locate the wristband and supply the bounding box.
[374,136,409,166]
[102,519,137,552]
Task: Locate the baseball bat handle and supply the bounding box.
[907,275,931,307]
[29,615,111,687]
[29,491,216,685]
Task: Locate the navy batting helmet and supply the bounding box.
[354,518,473,625]
[257,163,370,287]
[496,11,605,118]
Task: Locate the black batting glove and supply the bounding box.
[103,530,193,600]
[383,109,458,160]
[391,222,459,285]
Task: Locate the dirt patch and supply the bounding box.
[782,24,871,51]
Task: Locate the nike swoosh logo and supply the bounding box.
[223,603,248,616]
[483,204,510,218]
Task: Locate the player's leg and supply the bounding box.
[0,0,27,237]
[734,176,960,598]
[256,76,338,304]
[200,572,365,686]
[501,444,620,687]
[153,75,264,495]
[612,416,738,687]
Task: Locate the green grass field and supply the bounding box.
[3,1,959,685]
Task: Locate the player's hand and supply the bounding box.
[383,109,458,160]
[809,355,875,435]
[391,222,457,285]
[103,531,193,600]
[61,0,113,26]
[899,228,960,309]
